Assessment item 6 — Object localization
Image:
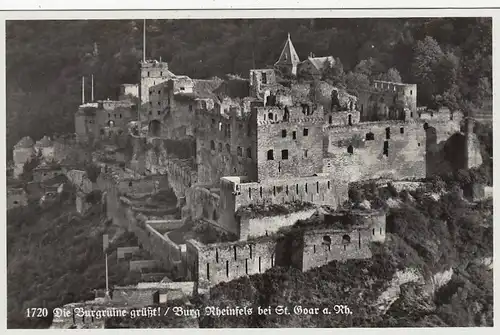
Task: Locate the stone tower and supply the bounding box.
[140,60,173,105]
[274,33,301,76]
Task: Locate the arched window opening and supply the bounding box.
[347,145,354,154]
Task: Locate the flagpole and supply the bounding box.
[103,234,110,299]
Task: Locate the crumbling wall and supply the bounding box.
[112,288,157,306]
[65,169,93,193]
[7,188,28,210]
[218,175,347,236]
[165,159,196,207]
[323,121,426,183]
[184,186,220,225]
[196,108,257,185]
[296,228,373,272]
[33,168,63,183]
[187,238,278,289]
[239,208,317,240]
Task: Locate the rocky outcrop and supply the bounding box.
[374,268,424,314]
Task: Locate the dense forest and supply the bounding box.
[6,18,492,157]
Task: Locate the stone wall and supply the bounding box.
[165,158,196,207]
[186,238,277,289]
[218,175,347,236]
[65,170,93,193]
[105,188,184,275]
[33,168,63,183]
[112,288,158,306]
[184,186,220,225]
[117,246,141,260]
[294,227,373,272]
[323,121,426,183]
[146,219,184,232]
[325,110,361,127]
[129,260,160,272]
[239,208,317,240]
[255,105,324,181]
[195,108,257,185]
[7,188,28,210]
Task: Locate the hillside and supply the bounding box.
[6,187,142,329]
[6,18,492,157]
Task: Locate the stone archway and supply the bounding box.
[148,120,162,137]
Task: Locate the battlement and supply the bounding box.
[253,104,324,125]
[141,60,169,69]
[98,99,135,111]
[373,80,417,92]
[324,119,424,135]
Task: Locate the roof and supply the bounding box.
[35,136,52,148]
[305,56,335,71]
[213,79,250,99]
[192,79,223,99]
[14,136,34,149]
[275,33,300,66]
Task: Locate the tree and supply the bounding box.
[411,36,444,105]
[345,71,370,96]
[377,67,402,83]
[322,57,345,86]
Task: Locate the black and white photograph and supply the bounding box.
[4,11,494,329]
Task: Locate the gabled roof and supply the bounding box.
[192,78,224,99]
[14,136,34,149]
[275,33,300,66]
[305,56,335,72]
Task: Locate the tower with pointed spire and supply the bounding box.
[274,33,301,76]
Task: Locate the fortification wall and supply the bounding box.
[325,110,361,127]
[104,182,183,274]
[186,238,277,288]
[117,177,157,195]
[239,208,317,240]
[295,228,373,272]
[165,159,196,207]
[7,188,28,210]
[255,106,324,181]
[195,108,257,185]
[112,288,157,306]
[184,186,220,225]
[221,175,347,210]
[218,175,347,236]
[65,170,93,193]
[323,121,426,183]
[33,168,63,183]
